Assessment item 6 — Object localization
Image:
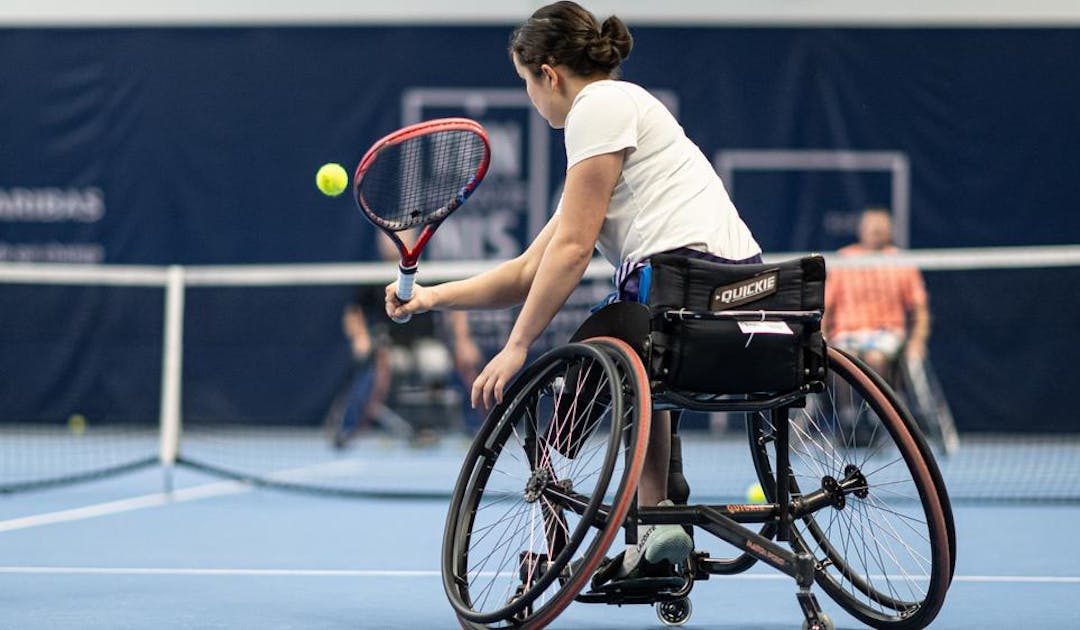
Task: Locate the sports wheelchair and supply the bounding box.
[442,254,955,630]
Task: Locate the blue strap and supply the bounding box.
[635,264,652,304]
[591,260,652,312]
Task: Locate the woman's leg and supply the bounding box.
[637,410,670,507]
[612,408,692,578]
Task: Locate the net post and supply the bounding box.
[159,265,186,493]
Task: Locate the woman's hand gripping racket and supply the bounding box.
[353,118,490,323]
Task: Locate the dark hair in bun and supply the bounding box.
[510,1,633,78]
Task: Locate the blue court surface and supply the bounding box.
[2,445,1077,630]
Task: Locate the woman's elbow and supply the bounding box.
[509,255,537,301]
[557,240,594,270]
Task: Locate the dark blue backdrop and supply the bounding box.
[1,26,1078,431]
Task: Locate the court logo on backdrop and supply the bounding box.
[0,187,106,262]
[0,187,105,223]
[400,88,552,354]
[401,88,548,260]
[428,120,525,259]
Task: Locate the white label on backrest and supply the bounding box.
[738,321,794,335]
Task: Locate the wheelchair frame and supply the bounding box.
[592,310,825,610]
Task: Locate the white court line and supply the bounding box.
[0,480,246,533]
[0,567,1077,585]
[0,459,369,534]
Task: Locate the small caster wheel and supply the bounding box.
[656,598,692,627]
[803,612,834,630]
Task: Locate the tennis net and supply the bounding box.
[2,245,1078,502]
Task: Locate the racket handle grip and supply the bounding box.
[391,264,417,324]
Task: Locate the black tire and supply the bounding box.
[443,341,651,629]
[750,346,951,629]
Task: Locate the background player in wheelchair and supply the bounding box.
[824,209,930,386]
[823,209,959,453]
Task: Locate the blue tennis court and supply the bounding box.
[2,439,1077,629]
[4,3,1080,629]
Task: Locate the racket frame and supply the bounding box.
[352,117,490,314]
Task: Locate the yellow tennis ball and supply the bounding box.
[746,482,766,504]
[67,413,87,436]
[315,163,348,197]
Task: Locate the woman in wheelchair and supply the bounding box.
[386,0,760,575]
[389,3,953,629]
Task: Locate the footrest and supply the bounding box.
[593,576,686,595]
[577,575,687,605]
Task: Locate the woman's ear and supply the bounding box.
[539,63,559,90]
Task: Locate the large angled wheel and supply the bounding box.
[750,346,952,629]
[443,340,651,629]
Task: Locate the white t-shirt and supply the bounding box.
[559,80,760,267]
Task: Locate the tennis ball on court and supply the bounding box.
[746,482,766,504]
[315,163,348,197]
[67,413,87,436]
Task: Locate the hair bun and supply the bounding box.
[585,16,632,71]
[600,15,633,60]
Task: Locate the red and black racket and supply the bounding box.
[353,117,490,323]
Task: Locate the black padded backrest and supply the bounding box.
[647,254,826,314]
[643,254,828,396]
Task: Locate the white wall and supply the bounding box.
[3,0,1080,26]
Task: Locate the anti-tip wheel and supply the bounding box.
[656,598,692,627]
[803,612,834,630]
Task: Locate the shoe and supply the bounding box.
[616,500,693,579]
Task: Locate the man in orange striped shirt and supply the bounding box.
[824,209,930,381]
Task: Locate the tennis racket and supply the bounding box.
[353,117,490,323]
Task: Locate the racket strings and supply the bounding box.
[360,130,487,231]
